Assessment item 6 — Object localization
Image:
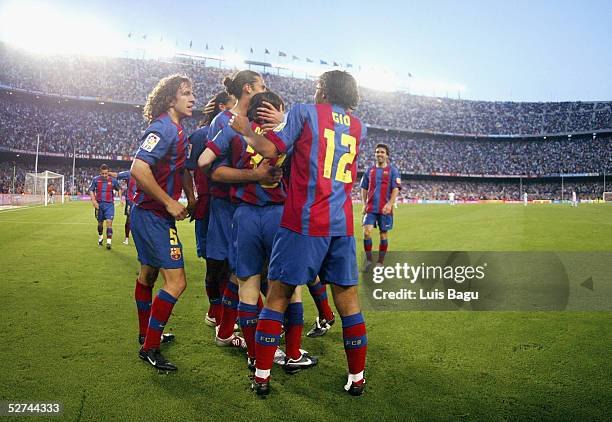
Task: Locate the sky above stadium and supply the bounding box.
[1,0,611,102]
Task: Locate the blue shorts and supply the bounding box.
[131,205,184,269]
[97,201,115,222]
[363,212,393,232]
[206,197,236,264]
[194,212,210,259]
[124,201,133,216]
[232,203,282,279]
[268,227,358,286]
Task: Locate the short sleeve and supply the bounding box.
[265,104,305,155]
[208,126,235,159]
[88,178,96,193]
[186,129,206,170]
[134,121,174,166]
[391,166,402,190]
[112,178,120,190]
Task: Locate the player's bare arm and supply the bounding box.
[89,190,99,209]
[197,147,217,170]
[181,169,196,218]
[210,160,281,185]
[383,187,400,215]
[361,188,368,215]
[130,159,187,220]
[230,115,278,158]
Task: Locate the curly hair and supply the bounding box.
[318,70,360,111]
[143,74,192,123]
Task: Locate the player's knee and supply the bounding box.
[363,227,373,238]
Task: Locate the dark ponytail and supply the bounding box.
[222,70,261,99]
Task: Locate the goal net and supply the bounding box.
[603,192,612,202]
[24,171,65,206]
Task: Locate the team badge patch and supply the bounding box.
[141,133,160,152]
[170,247,182,261]
[396,177,402,185]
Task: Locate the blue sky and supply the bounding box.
[1,0,611,101]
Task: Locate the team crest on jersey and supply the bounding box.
[141,133,160,152]
[170,247,182,261]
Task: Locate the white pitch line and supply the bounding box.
[0,220,93,225]
[0,204,46,213]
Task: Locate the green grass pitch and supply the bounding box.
[1,202,610,420]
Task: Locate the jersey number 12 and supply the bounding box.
[323,129,356,183]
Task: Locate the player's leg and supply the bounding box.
[96,207,104,246]
[204,258,225,326]
[253,279,293,394]
[323,235,367,396]
[362,216,375,272]
[306,276,335,337]
[238,274,261,369]
[378,230,389,265]
[135,264,158,344]
[123,202,131,244]
[105,218,113,249]
[284,286,317,373]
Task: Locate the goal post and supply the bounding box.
[24,171,65,206]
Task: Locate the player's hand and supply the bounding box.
[186,199,196,221]
[255,160,282,185]
[166,200,188,221]
[202,98,216,115]
[257,101,284,125]
[382,202,393,215]
[93,201,99,210]
[229,115,253,136]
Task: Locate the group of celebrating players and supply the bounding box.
[87,69,401,397]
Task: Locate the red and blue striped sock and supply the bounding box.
[217,281,239,339]
[254,308,284,382]
[143,289,177,351]
[378,239,388,264]
[342,312,368,384]
[364,238,373,261]
[134,280,153,337]
[106,227,113,240]
[97,223,103,236]
[308,280,334,321]
[238,302,259,359]
[284,303,304,360]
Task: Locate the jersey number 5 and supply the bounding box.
[169,228,179,246]
[323,129,356,183]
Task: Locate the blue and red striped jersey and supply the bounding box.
[187,126,211,219]
[131,113,188,218]
[206,111,235,199]
[88,176,119,203]
[208,122,286,206]
[265,103,367,236]
[117,170,136,204]
[360,164,401,214]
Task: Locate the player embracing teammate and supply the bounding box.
[231,70,368,396]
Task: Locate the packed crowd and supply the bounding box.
[1,43,611,135]
[1,94,609,176]
[350,179,607,201]
[0,163,130,195]
[1,161,606,201]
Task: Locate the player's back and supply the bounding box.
[278,103,366,237]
